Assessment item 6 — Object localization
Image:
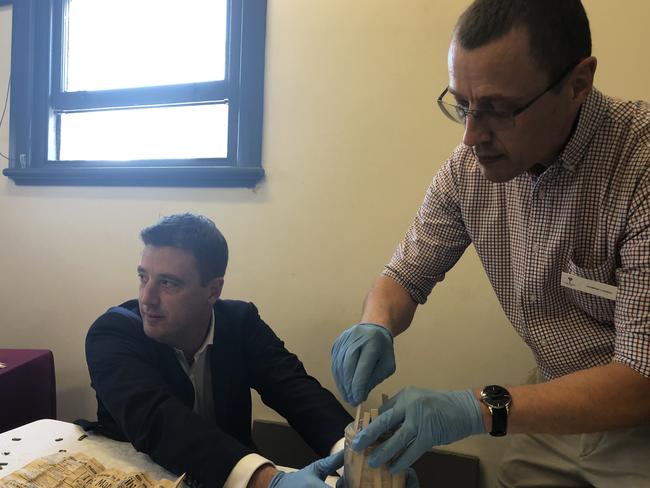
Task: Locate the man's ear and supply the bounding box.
[570,56,597,104]
[207,277,224,303]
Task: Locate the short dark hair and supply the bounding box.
[454,0,591,81]
[140,213,228,284]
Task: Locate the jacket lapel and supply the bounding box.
[158,343,195,408]
[208,322,234,426]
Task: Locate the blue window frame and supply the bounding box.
[2,0,266,187]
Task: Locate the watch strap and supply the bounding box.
[489,405,508,436]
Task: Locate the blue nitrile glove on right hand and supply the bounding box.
[352,387,485,474]
[268,451,344,487]
[331,323,396,406]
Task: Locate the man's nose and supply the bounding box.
[462,113,492,147]
[140,280,160,305]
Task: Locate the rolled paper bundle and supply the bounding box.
[343,402,406,488]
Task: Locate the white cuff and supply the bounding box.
[223,453,274,488]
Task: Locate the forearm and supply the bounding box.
[361,276,418,336]
[475,362,650,435]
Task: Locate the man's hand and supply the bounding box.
[268,451,343,487]
[331,323,396,405]
[352,387,485,473]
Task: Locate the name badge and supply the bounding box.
[561,272,617,300]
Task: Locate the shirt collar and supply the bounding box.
[174,309,215,365]
[194,309,215,357]
[557,87,608,173]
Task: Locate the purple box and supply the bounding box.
[0,349,56,433]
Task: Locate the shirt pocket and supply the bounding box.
[563,254,617,323]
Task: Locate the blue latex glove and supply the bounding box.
[402,468,420,488]
[352,387,485,474]
[331,323,395,405]
[268,451,343,487]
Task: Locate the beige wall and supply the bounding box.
[0,1,647,486]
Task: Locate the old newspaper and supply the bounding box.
[0,452,184,488]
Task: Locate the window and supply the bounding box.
[3,0,266,187]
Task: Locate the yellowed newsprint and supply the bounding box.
[0,452,184,488]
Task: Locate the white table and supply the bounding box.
[0,420,338,486]
[0,419,175,480]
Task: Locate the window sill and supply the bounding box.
[3,166,265,187]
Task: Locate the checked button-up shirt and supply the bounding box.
[383,88,650,381]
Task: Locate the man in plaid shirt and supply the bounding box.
[331,0,650,486]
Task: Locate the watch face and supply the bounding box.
[481,385,512,408]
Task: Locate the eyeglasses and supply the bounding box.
[437,62,578,131]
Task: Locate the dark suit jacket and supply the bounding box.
[85,299,352,488]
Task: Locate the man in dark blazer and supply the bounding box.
[85,213,352,488]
